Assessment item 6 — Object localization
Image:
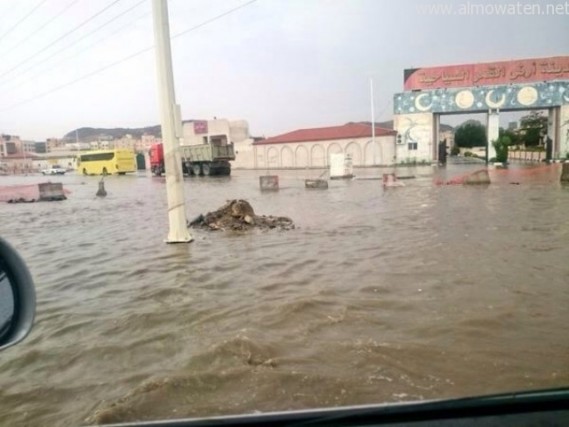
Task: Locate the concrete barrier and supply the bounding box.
[561,163,569,183]
[38,183,67,201]
[1,182,67,203]
[305,179,328,189]
[464,169,491,185]
[260,175,279,191]
[383,173,405,187]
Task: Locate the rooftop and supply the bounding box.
[253,123,396,145]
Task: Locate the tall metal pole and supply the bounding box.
[152,0,192,243]
[370,78,377,165]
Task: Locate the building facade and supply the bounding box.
[251,123,397,169]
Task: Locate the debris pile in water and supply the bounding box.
[189,199,294,231]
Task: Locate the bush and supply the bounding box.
[450,146,460,156]
[492,136,510,163]
[464,151,473,157]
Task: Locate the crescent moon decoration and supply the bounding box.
[414,93,432,112]
[404,118,419,143]
[485,90,506,109]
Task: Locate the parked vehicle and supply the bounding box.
[41,165,66,175]
[77,149,136,176]
[150,142,235,177]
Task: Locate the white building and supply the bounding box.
[252,123,397,169]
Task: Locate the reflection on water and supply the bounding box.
[0,165,568,426]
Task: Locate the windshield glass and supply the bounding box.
[0,0,568,426]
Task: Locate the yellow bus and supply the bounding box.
[77,149,136,176]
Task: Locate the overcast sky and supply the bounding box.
[0,0,567,140]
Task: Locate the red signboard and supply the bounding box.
[404,56,569,91]
[193,120,208,134]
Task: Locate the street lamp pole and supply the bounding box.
[370,78,376,166]
[152,0,192,243]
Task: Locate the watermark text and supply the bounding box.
[417,2,569,16]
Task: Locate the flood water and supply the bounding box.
[0,164,568,426]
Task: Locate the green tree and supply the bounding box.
[493,135,510,163]
[519,111,547,147]
[454,121,487,148]
[499,127,520,147]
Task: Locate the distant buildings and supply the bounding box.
[46,138,65,152]
[0,134,22,157]
[3,116,456,174]
[0,131,164,174]
[0,134,34,174]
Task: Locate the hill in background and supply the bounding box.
[63,125,162,142]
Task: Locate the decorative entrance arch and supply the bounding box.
[393,56,569,162]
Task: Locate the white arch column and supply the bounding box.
[548,107,559,157]
[486,109,499,162]
[432,113,440,161]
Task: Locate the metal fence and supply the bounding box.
[508,150,545,162]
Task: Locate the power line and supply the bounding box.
[0,0,124,80]
[172,0,257,39]
[0,9,152,96]
[0,0,81,58]
[0,0,146,91]
[0,47,154,113]
[0,0,259,112]
[0,0,48,43]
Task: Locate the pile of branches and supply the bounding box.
[189,200,294,231]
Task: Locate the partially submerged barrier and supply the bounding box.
[0,182,67,203]
[260,175,279,191]
[305,179,328,189]
[463,169,491,185]
[38,183,67,201]
[561,163,569,183]
[383,173,405,187]
[435,169,490,185]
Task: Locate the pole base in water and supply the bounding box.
[164,235,193,244]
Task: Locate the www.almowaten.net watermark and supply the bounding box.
[417,2,569,15]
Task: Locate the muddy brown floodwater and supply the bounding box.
[0,165,568,426]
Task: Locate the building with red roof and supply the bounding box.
[250,122,397,169]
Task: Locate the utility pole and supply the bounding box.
[370,78,377,165]
[152,0,192,243]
